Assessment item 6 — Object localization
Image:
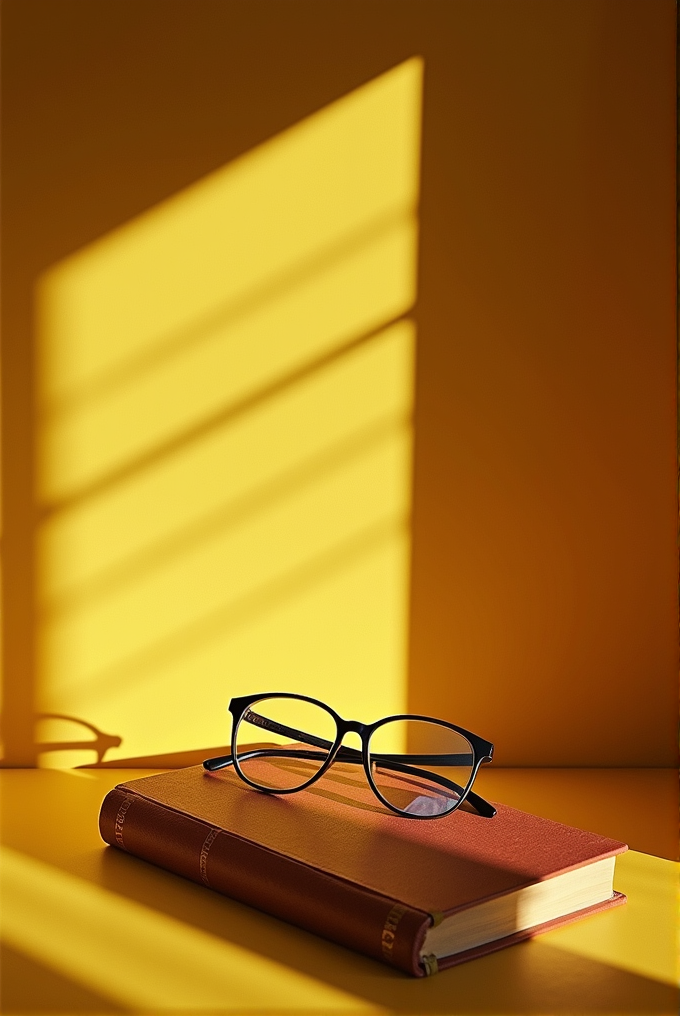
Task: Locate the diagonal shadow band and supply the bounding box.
[40,412,411,618]
[38,312,414,521]
[39,205,415,420]
[64,514,409,710]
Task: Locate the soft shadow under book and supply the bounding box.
[99,763,626,977]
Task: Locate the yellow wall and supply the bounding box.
[35,61,421,765]
[1,0,677,766]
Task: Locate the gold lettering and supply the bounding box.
[199,828,221,886]
[381,904,408,960]
[114,797,133,849]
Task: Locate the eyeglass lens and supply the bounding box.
[368,718,475,817]
[234,696,336,790]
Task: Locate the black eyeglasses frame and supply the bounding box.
[203,691,496,820]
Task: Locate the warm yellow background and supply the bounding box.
[35,60,421,765]
[1,0,677,767]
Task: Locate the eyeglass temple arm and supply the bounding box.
[210,708,463,764]
[240,709,493,769]
[213,708,484,768]
[204,723,496,820]
[203,746,495,819]
[210,710,495,818]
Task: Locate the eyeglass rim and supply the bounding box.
[230,694,341,796]
[364,713,481,819]
[227,691,494,819]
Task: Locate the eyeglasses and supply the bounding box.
[203,692,496,820]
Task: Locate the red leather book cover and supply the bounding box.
[99,763,627,976]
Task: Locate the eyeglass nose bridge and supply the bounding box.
[337,718,367,739]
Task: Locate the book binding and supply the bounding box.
[99,782,626,977]
[100,787,432,976]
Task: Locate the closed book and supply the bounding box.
[99,763,627,977]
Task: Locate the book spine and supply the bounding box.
[99,788,431,977]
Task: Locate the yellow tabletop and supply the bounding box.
[1,768,678,1015]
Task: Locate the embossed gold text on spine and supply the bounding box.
[199,828,221,886]
[114,796,134,849]
[381,903,408,961]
